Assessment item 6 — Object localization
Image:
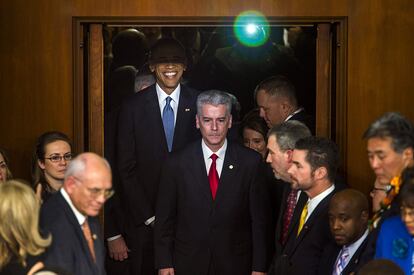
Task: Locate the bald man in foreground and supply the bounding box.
[319,189,370,275]
[41,152,113,275]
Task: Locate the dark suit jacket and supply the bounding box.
[40,192,105,275]
[274,186,337,275]
[318,235,370,275]
[154,141,270,275]
[116,84,200,230]
[289,109,315,134]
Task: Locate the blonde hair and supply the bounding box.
[0,180,51,270]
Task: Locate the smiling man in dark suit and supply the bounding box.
[40,152,112,275]
[155,90,269,275]
[109,37,200,275]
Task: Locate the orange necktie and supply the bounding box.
[82,218,96,262]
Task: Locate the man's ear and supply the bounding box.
[196,115,200,129]
[314,166,328,180]
[402,147,414,166]
[65,176,77,195]
[149,64,155,72]
[285,149,293,163]
[228,114,232,129]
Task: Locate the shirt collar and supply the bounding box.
[344,229,369,254]
[285,107,304,122]
[60,188,86,226]
[156,83,180,104]
[201,138,227,161]
[307,184,335,214]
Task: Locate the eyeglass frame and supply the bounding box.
[44,153,74,163]
[72,176,114,200]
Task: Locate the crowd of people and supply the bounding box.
[1,35,414,275]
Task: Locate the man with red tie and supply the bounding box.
[154,90,270,275]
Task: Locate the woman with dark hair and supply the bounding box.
[0,148,13,183]
[375,166,414,274]
[241,108,269,159]
[32,131,73,202]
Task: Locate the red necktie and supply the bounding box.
[280,189,298,245]
[208,154,219,200]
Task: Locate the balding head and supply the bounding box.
[329,189,369,246]
[64,153,112,217]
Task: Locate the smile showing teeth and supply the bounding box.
[164,72,177,77]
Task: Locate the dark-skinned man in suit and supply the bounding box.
[109,37,200,275]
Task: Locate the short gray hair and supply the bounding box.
[267,120,311,151]
[196,90,232,115]
[363,112,414,153]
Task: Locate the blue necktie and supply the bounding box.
[162,96,174,152]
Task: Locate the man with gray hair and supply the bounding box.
[265,120,311,274]
[155,90,269,275]
[40,152,113,275]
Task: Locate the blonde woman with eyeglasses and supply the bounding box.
[0,180,51,275]
[31,131,73,203]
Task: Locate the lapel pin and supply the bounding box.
[92,234,97,240]
[229,165,234,169]
[185,108,190,112]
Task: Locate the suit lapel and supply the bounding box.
[144,86,169,151]
[191,142,214,203]
[214,142,238,206]
[57,194,98,271]
[290,190,334,254]
[173,85,195,151]
[342,236,369,274]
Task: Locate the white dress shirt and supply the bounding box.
[201,139,227,177]
[61,188,86,226]
[304,184,335,223]
[156,83,180,124]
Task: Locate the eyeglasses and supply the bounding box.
[370,185,392,195]
[400,206,414,220]
[0,161,7,169]
[86,187,115,200]
[44,153,73,163]
[72,176,114,200]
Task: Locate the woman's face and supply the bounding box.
[38,140,72,182]
[401,204,414,235]
[243,128,267,159]
[0,153,7,183]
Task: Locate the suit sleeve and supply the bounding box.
[117,100,153,225]
[154,157,177,269]
[250,159,271,272]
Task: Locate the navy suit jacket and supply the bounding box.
[116,84,200,229]
[318,235,370,275]
[40,192,105,275]
[154,141,270,275]
[274,186,337,275]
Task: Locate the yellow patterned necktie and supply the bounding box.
[297,201,309,236]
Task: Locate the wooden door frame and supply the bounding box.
[73,16,348,173]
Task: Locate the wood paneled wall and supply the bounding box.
[1,0,414,196]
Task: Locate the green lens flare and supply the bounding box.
[234,11,270,47]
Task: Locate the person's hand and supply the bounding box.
[251,272,266,275]
[159,268,175,275]
[108,236,130,261]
